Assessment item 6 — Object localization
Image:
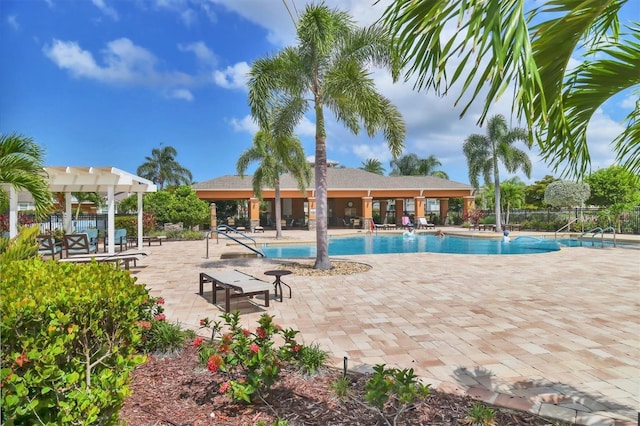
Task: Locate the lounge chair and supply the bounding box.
[37,235,62,259]
[199,270,271,313]
[104,228,128,252]
[63,233,99,257]
[59,252,145,270]
[401,215,413,228]
[417,217,436,229]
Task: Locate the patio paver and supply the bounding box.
[131,228,640,425]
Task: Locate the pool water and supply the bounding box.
[261,234,563,258]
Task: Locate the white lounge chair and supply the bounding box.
[417,217,435,229]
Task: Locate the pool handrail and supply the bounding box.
[204,228,265,259]
[554,218,579,240]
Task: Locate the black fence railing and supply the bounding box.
[474,206,640,234]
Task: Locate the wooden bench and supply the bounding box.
[199,270,271,313]
[129,236,167,246]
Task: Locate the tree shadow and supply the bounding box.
[453,366,637,422]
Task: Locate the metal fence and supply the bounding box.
[478,206,640,234]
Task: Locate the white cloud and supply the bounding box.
[7,15,19,31]
[91,0,119,21]
[180,8,197,27]
[230,115,258,133]
[178,41,217,66]
[213,62,250,90]
[167,88,194,101]
[43,38,195,93]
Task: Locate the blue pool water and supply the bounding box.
[261,234,563,258]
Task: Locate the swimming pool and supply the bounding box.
[261,234,562,257]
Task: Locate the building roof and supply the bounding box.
[194,168,473,199]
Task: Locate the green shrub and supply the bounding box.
[1,259,149,425]
[296,343,329,375]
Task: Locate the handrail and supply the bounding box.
[599,226,617,248]
[205,229,265,259]
[214,225,258,247]
[554,218,579,240]
[577,227,602,247]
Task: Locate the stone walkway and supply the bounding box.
[130,228,639,425]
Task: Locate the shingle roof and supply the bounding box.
[193,168,472,191]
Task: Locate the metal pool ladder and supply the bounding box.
[579,227,617,248]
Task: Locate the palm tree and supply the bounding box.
[390,153,420,176]
[248,3,405,269]
[381,0,639,177]
[137,145,193,189]
[463,114,531,232]
[500,177,526,225]
[236,128,311,240]
[390,153,448,178]
[0,132,52,219]
[360,159,385,175]
[72,192,104,224]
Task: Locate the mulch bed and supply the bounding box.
[119,345,569,425]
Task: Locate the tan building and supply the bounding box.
[193,168,474,231]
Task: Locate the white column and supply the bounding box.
[9,186,18,238]
[137,192,143,249]
[107,186,115,254]
[64,193,72,233]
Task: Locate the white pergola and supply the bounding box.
[6,166,157,254]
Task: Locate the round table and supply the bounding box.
[264,270,292,302]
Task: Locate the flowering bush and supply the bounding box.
[462,209,486,226]
[135,296,190,354]
[364,364,431,425]
[197,312,304,403]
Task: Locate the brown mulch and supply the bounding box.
[119,346,569,426]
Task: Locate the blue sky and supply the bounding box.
[1,0,637,186]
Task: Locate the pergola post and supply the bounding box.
[137,192,144,249]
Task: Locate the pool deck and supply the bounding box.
[131,227,640,425]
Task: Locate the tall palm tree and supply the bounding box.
[137,145,193,189]
[381,0,639,177]
[236,128,311,240]
[248,3,405,269]
[360,158,385,175]
[463,114,531,232]
[0,132,52,219]
[500,177,526,225]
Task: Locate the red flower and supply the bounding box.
[292,345,301,352]
[250,343,260,353]
[138,321,152,329]
[256,327,267,339]
[154,314,166,321]
[156,297,165,304]
[199,319,206,326]
[193,336,204,348]
[222,333,233,344]
[15,352,29,367]
[207,355,223,372]
[219,382,230,394]
[219,344,230,354]
[242,328,251,336]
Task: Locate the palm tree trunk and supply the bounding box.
[275,179,282,240]
[314,106,332,270]
[494,167,502,233]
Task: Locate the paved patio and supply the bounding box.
[131,228,639,425]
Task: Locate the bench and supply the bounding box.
[129,236,167,246]
[199,271,271,313]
